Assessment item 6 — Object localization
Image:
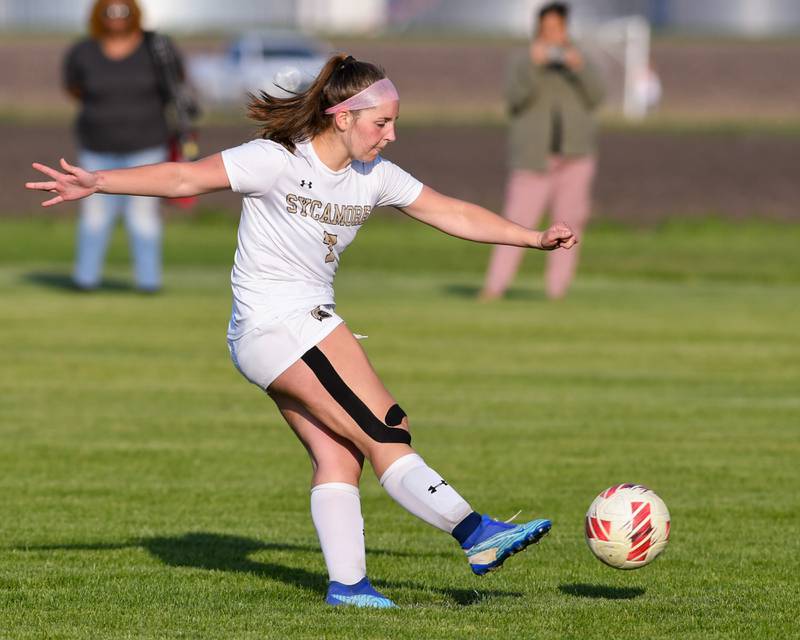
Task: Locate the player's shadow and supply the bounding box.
[15,532,522,606]
[443,283,544,301]
[145,532,328,594]
[558,583,645,600]
[22,271,133,292]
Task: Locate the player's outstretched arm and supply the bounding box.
[25,153,230,207]
[401,185,577,251]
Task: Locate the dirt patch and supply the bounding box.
[390,126,800,222]
[9,123,798,222]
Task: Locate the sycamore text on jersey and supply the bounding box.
[285,193,374,226]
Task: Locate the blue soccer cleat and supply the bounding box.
[325,577,397,608]
[462,514,552,576]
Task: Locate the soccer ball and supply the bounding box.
[584,483,671,569]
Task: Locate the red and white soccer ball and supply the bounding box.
[585,483,671,570]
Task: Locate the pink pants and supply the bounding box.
[482,155,596,299]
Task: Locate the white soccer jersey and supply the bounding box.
[221,139,423,338]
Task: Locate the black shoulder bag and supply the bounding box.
[145,31,201,162]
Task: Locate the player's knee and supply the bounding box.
[301,346,411,445]
[375,403,410,442]
[384,403,407,428]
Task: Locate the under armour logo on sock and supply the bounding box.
[300,180,312,188]
[428,480,448,494]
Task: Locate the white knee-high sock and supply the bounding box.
[310,483,366,585]
[379,453,475,534]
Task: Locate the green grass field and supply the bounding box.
[1,215,798,639]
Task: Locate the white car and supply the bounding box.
[187,30,329,105]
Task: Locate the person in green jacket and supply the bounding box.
[481,1,605,300]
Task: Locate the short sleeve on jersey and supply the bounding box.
[374,158,424,209]
[221,139,288,198]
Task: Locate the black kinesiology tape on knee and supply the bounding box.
[384,404,406,426]
[301,347,412,445]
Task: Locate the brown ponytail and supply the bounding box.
[247,54,386,153]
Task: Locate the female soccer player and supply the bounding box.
[27,54,577,608]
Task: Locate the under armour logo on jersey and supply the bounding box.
[428,480,448,494]
[300,180,313,188]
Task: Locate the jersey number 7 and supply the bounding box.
[323,231,338,263]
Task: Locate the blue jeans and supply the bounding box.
[74,145,168,290]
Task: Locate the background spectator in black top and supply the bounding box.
[63,0,189,292]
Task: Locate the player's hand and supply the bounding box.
[539,222,578,250]
[26,158,98,207]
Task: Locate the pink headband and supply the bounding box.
[324,78,399,115]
